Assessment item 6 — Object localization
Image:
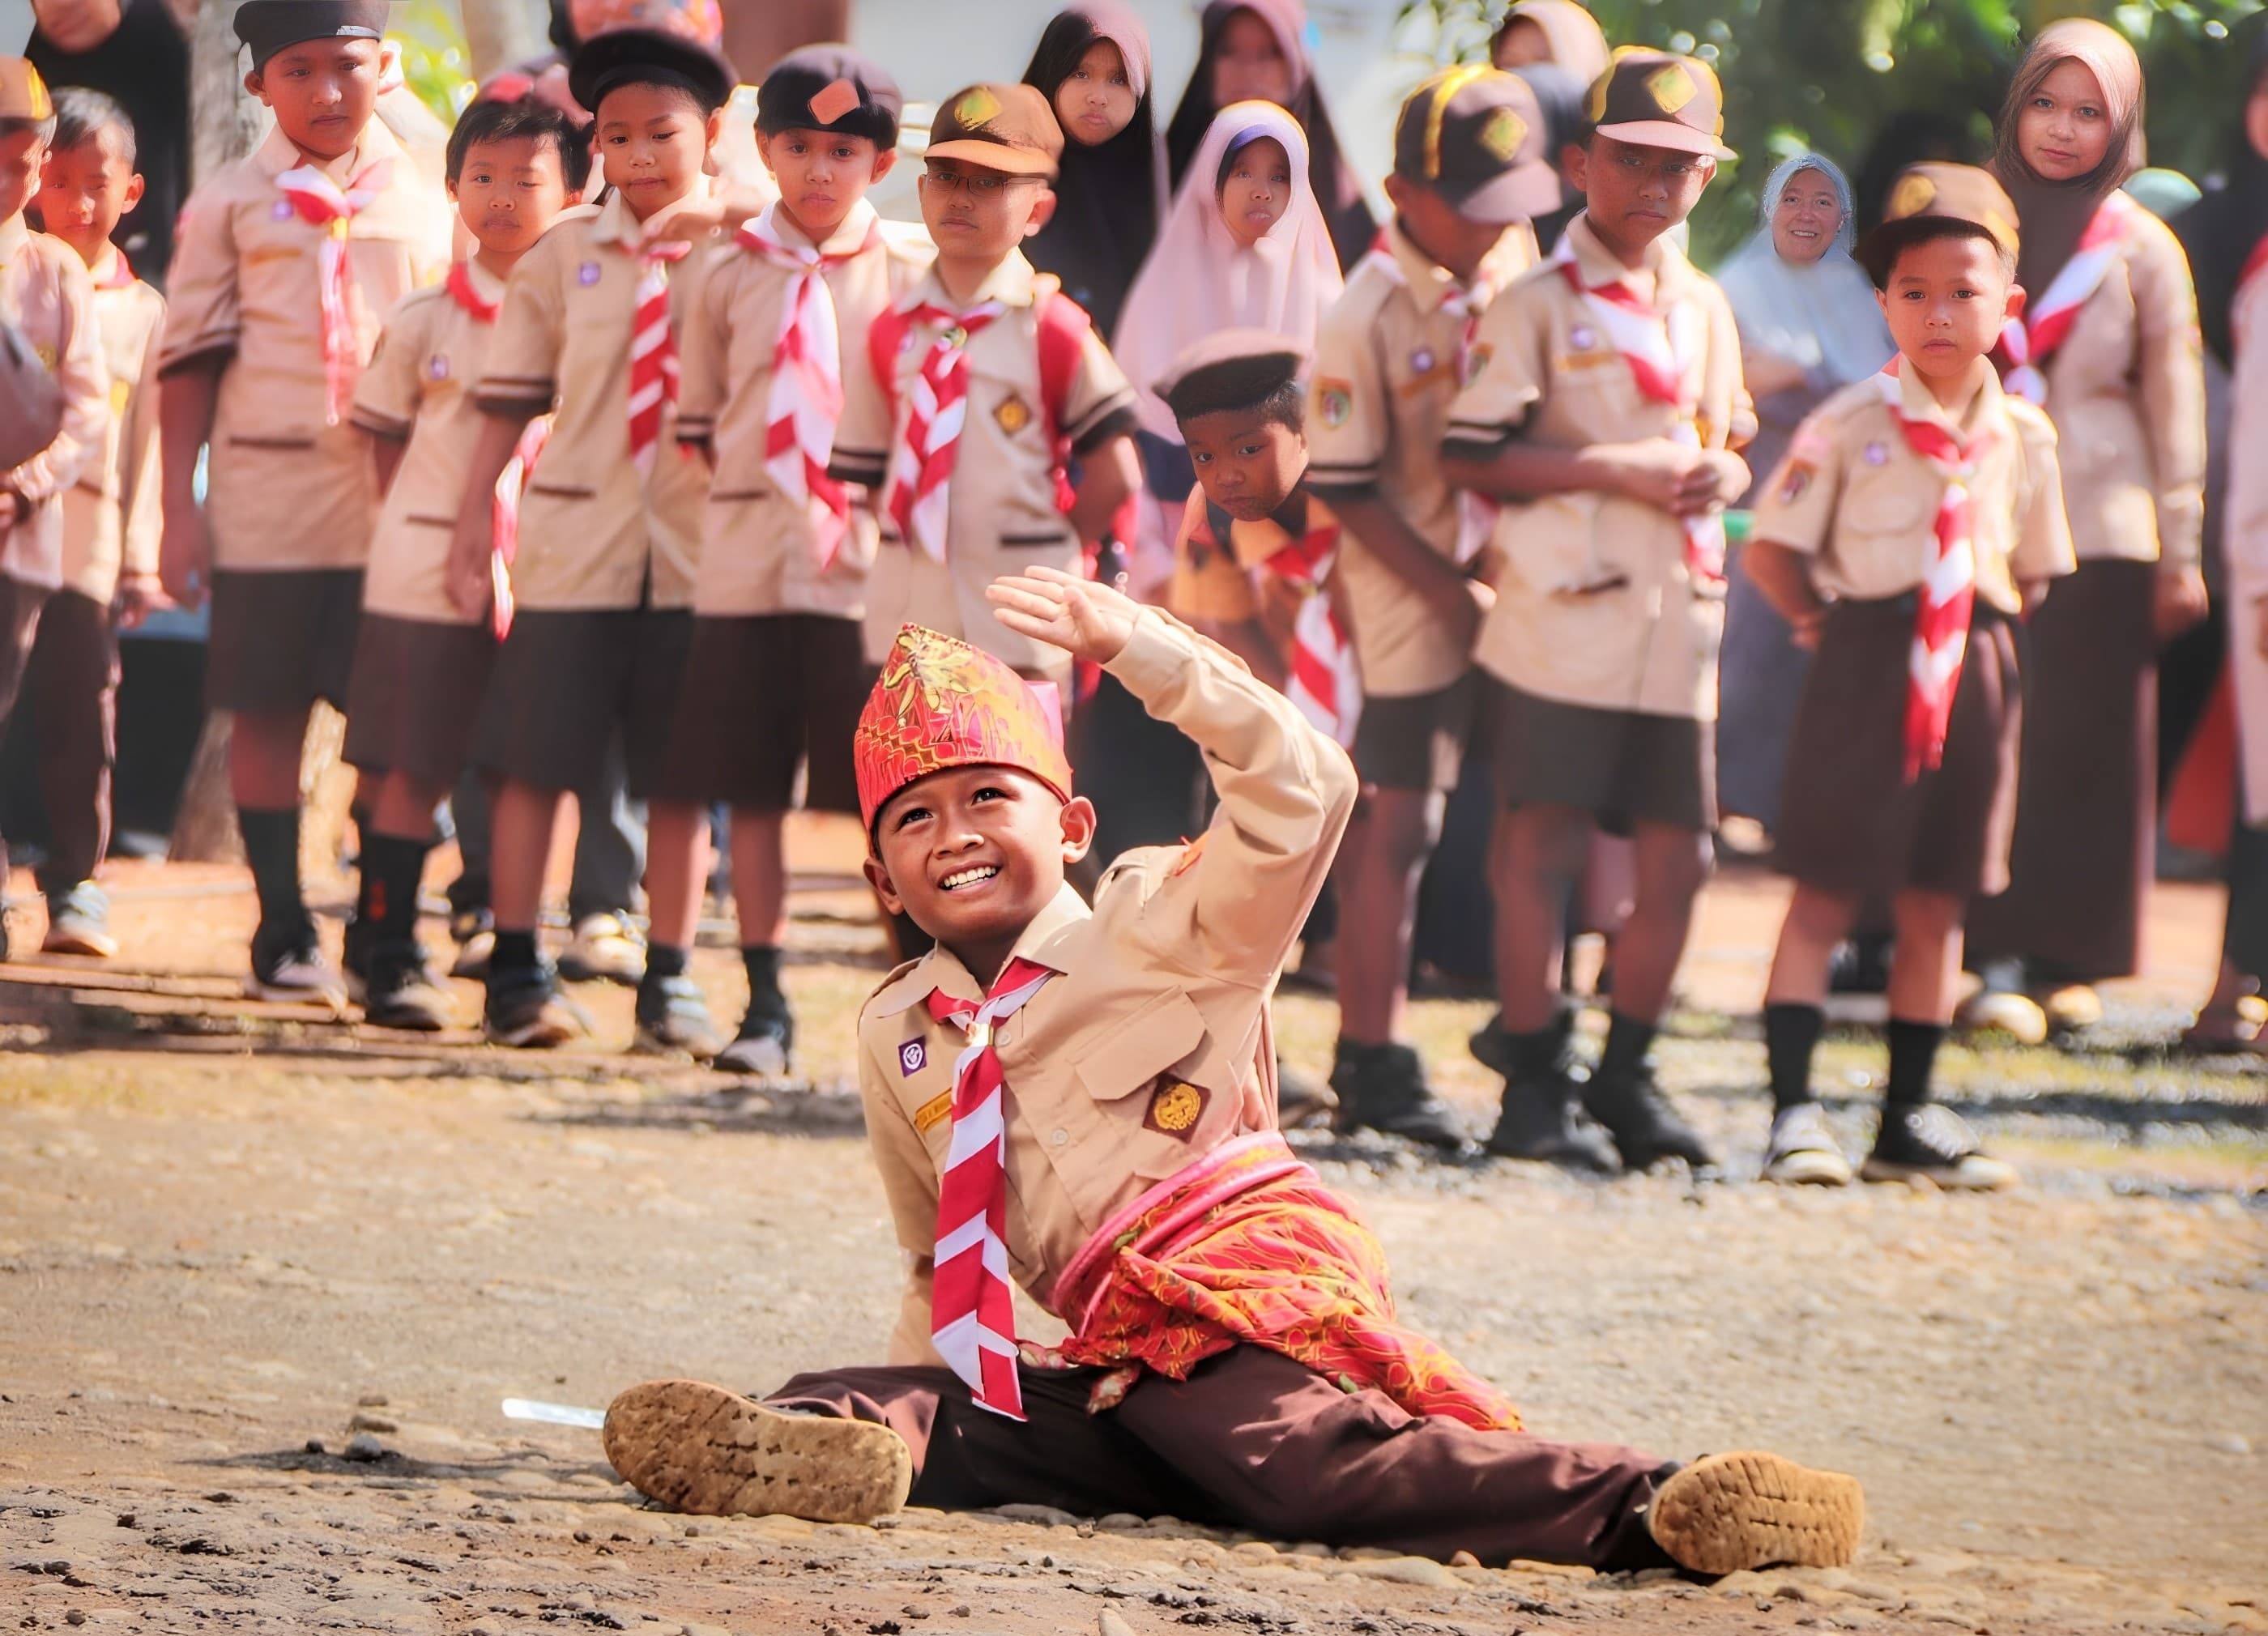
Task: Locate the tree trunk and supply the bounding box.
[459,0,548,84]
[190,0,264,185]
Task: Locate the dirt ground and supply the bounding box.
[1,827,2262,1635]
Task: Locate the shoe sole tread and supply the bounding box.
[1650,1451,1863,1576]
[603,1380,911,1523]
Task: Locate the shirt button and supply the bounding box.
[1050,1128,1068,1147]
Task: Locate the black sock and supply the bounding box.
[1765,1003,1825,1111]
[645,943,689,985]
[1886,1018,1946,1107]
[490,930,540,977]
[239,807,306,935]
[741,943,782,998]
[360,833,430,946]
[1597,1012,1657,1084]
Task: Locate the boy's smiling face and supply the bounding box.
[759,126,893,241]
[39,125,140,264]
[452,134,577,258]
[596,80,719,219]
[1183,406,1305,522]
[249,38,382,162]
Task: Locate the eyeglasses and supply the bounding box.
[922,164,1044,198]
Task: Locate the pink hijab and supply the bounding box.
[1115,100,1345,439]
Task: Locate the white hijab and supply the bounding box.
[1115,100,1344,439]
[1716,153,1893,390]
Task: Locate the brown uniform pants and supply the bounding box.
[0,573,49,885]
[768,1345,1676,1570]
[23,590,118,891]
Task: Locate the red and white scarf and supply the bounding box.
[1550,233,1725,584]
[1879,367,1993,782]
[1993,190,2136,405]
[445,258,498,324]
[626,239,692,476]
[925,958,1056,1421]
[1264,516,1362,747]
[275,157,394,426]
[737,203,880,571]
[885,298,1005,561]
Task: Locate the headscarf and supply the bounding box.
[1164,0,1375,272]
[1991,19,2147,296]
[1021,3,1168,339]
[1490,0,1611,88]
[1509,61,1587,254]
[1715,153,1894,390]
[2174,23,2268,369]
[1117,101,1344,440]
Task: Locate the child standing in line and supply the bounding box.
[661,46,928,1075]
[23,86,160,961]
[447,27,732,1053]
[828,83,1140,693]
[342,96,589,1031]
[1442,52,1751,1174]
[1745,165,2074,1190]
[0,58,107,965]
[1304,66,1558,1150]
[156,0,454,1003]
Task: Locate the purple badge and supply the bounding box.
[1570,324,1597,350]
[1409,347,1435,375]
[428,354,450,381]
[271,199,295,221]
[899,1038,927,1076]
[578,261,603,287]
[1864,441,1890,467]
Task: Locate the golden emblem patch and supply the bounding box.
[1647,63,1696,114]
[1315,377,1353,428]
[955,87,1000,127]
[1777,461,1814,505]
[914,1089,954,1135]
[1887,172,1937,223]
[1145,1080,1206,1137]
[1479,106,1527,162]
[1463,343,1493,385]
[994,392,1033,435]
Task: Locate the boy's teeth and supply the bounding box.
[943,866,997,889]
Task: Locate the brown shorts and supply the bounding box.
[1353,673,1482,793]
[653,612,872,812]
[0,571,50,723]
[473,606,692,798]
[1487,680,1715,834]
[342,612,498,787]
[1773,598,2021,898]
[206,568,363,716]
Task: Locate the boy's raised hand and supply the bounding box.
[987,566,1137,665]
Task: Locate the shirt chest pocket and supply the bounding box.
[1069,988,1241,1179]
[1840,463,1938,541]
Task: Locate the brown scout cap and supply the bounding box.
[0,58,51,123]
[234,0,390,70]
[1392,65,1562,226]
[926,83,1062,179]
[1586,48,1734,162]
[1857,163,2021,286]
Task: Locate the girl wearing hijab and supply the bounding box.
[1963,19,2211,1039]
[1715,154,1895,830]
[1021,3,1167,341]
[1164,0,1376,271]
[1489,0,1610,87]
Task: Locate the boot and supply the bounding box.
[1329,1041,1469,1151]
[1474,1012,1618,1172]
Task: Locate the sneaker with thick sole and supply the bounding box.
[1860,1103,2017,1191]
[484,965,590,1049]
[449,909,496,979]
[1329,1041,1469,1151]
[714,990,793,1076]
[1761,1101,1852,1187]
[40,880,117,958]
[1955,987,2048,1045]
[2040,982,2104,1033]
[1584,1065,1720,1172]
[1648,1451,1864,1576]
[603,1379,912,1523]
[1474,1013,1618,1172]
[636,972,726,1060]
[363,947,455,1033]
[246,922,347,1008]
[559,910,646,986]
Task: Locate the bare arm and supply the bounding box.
[157,359,224,609]
[1067,431,1138,547]
[1742,538,1827,647]
[1446,437,1739,518]
[1328,489,1482,631]
[369,432,407,494]
[446,407,539,618]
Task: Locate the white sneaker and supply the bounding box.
[1762,1101,1853,1186]
[558,911,646,986]
[1955,987,2048,1045]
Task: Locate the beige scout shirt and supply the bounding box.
[0,221,107,592]
[2035,208,2206,571]
[350,260,505,626]
[829,251,1139,680]
[59,252,164,604]
[158,121,454,573]
[1444,213,1750,721]
[1306,220,1534,698]
[855,608,1357,1366]
[2224,273,2268,825]
[1751,360,2074,617]
[476,191,720,612]
[675,208,932,620]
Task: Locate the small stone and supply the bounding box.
[1096,1514,1146,1532]
[1098,1613,1139,1636]
[348,1413,398,1434]
[2207,1432,2252,1456]
[357,1394,390,1408]
[304,1438,326,1455]
[993,1503,1081,1527]
[65,1616,85,1629]
[1448,1550,1481,1569]
[1345,1556,1458,1588]
[343,1433,386,1461]
[574,1530,594,1544]
[43,1561,70,1576]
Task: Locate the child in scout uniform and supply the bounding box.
[0,58,106,963]
[341,96,590,1031]
[21,87,160,961]
[595,566,1865,1578]
[826,83,1140,692]
[662,46,928,1076]
[156,0,454,1003]
[1441,50,1751,1175]
[447,26,732,1053]
[1743,165,2074,1189]
[1304,65,1557,1150]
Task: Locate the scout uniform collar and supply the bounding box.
[251,114,404,183]
[1381,218,1528,310]
[1562,209,1692,304]
[589,173,711,249]
[1887,353,2001,439]
[905,247,1042,315]
[867,882,1093,1017]
[757,195,880,258]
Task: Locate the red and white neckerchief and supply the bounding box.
[738,203,880,570]
[489,415,552,640]
[626,237,693,477]
[1358,241,1503,564]
[1879,364,1993,782]
[275,156,394,426]
[1550,233,1725,584]
[885,297,1006,561]
[1993,190,2136,405]
[1264,515,1362,746]
[445,259,499,324]
[924,956,1056,1421]
[93,249,137,292]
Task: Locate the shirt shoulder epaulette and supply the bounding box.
[1325,253,1402,328]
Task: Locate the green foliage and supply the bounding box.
[1410,0,2265,265]
[390,0,478,124]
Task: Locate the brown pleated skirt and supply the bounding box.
[1966,558,2157,981]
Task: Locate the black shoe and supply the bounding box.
[1474,1014,1619,1172]
[1860,1104,2017,1191]
[1583,1062,1720,1172]
[1328,1041,1469,1151]
[714,986,793,1076]
[635,971,725,1060]
[363,944,454,1032]
[343,914,377,995]
[484,962,589,1049]
[246,919,347,1008]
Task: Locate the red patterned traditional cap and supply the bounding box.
[855,625,1072,834]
